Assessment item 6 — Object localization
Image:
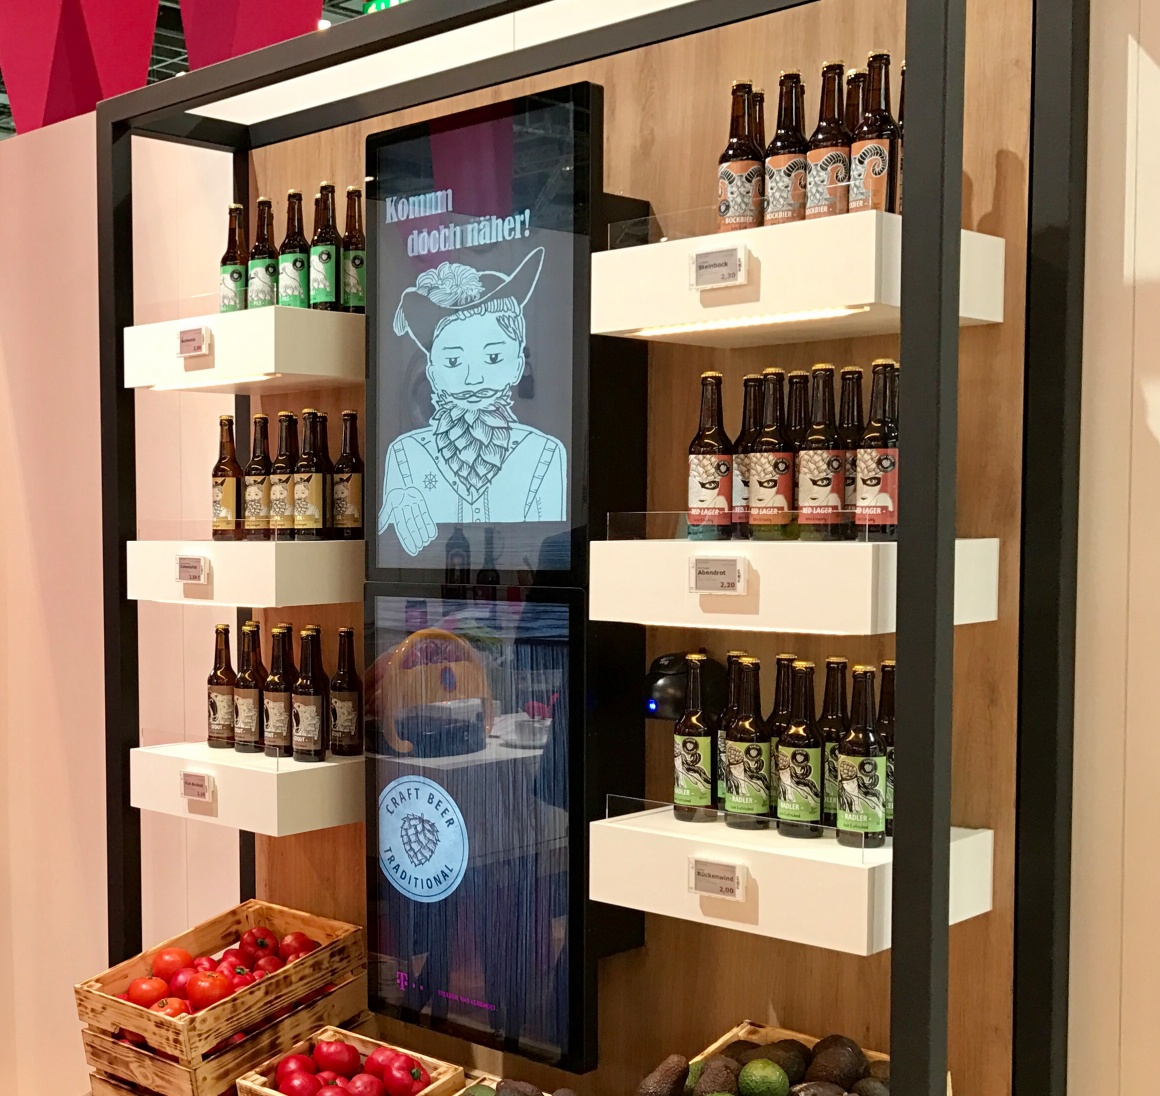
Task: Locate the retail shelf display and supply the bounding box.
[129,741,365,837]
[126,537,364,608]
[591,211,1005,347]
[124,306,366,394]
[590,801,993,956]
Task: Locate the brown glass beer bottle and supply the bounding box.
[749,369,797,540]
[856,360,899,539]
[797,365,845,540]
[837,665,887,848]
[264,626,296,758]
[732,374,764,539]
[244,414,272,541]
[718,81,765,232]
[333,410,365,539]
[330,627,364,756]
[751,88,767,154]
[674,653,718,822]
[688,372,734,540]
[764,71,808,224]
[878,659,896,835]
[850,51,901,213]
[219,204,247,313]
[717,650,746,808]
[317,411,336,537]
[807,62,852,219]
[766,651,798,753]
[292,628,329,762]
[819,656,850,828]
[341,186,367,313]
[897,61,906,214]
[310,182,342,309]
[207,624,236,748]
[838,366,865,539]
[278,190,310,308]
[844,68,867,135]
[247,197,279,309]
[724,658,772,831]
[294,410,326,540]
[270,412,299,541]
[234,624,265,754]
[212,415,244,541]
[777,661,823,838]
[785,370,811,450]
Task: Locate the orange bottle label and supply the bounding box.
[717,160,764,231]
[850,138,893,212]
[764,154,807,223]
[806,146,851,218]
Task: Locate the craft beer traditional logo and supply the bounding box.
[378,775,469,903]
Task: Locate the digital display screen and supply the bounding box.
[368,89,591,580]
[366,590,574,1064]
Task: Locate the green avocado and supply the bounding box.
[638,1054,691,1096]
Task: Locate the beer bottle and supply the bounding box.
[856,360,899,539]
[797,365,844,539]
[725,657,771,830]
[294,410,327,539]
[312,193,321,239]
[750,369,797,540]
[806,62,852,219]
[795,78,805,135]
[767,652,797,737]
[270,412,299,541]
[844,69,867,138]
[245,619,267,682]
[897,62,906,214]
[778,661,823,838]
[764,71,808,224]
[333,410,365,539]
[717,81,765,232]
[444,526,471,601]
[330,627,364,757]
[234,624,264,753]
[732,374,764,539]
[264,626,296,759]
[317,411,335,536]
[292,628,329,762]
[310,182,343,309]
[879,659,896,835]
[212,415,244,541]
[688,372,734,541]
[850,51,900,213]
[785,370,811,449]
[247,197,279,308]
[751,89,767,155]
[219,203,248,313]
[717,650,746,808]
[838,665,887,848]
[244,414,273,541]
[207,624,236,748]
[674,653,717,822]
[341,186,367,313]
[888,360,900,430]
[838,367,865,539]
[819,656,850,828]
[278,190,310,308]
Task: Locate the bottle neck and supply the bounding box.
[776,79,801,135]
[255,204,273,247]
[852,671,876,732]
[839,375,863,429]
[752,94,766,150]
[336,632,355,677]
[252,420,269,461]
[318,418,331,459]
[788,379,811,433]
[277,419,295,459]
[819,69,842,125]
[741,382,762,435]
[729,88,751,140]
[774,660,794,715]
[239,630,255,674]
[345,195,363,236]
[685,659,704,713]
[868,367,889,424]
[791,668,815,724]
[269,633,287,678]
[822,664,847,718]
[845,75,866,133]
[878,667,895,721]
[227,212,243,256]
[321,189,336,230]
[738,665,760,720]
[867,58,891,115]
[726,657,741,710]
[886,368,899,428]
[761,375,785,431]
[299,635,318,680]
[300,415,317,456]
[219,421,236,462]
[287,197,304,239]
[811,371,836,427]
[214,632,232,673]
[699,380,724,433]
[341,416,360,460]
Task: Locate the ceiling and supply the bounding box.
[0,0,368,139]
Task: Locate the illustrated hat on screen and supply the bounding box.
[393,246,545,353]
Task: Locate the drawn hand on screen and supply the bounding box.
[379,486,438,556]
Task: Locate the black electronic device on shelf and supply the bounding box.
[644,650,728,720]
[363,82,647,1073]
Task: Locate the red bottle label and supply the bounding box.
[764,153,808,223]
[797,449,845,523]
[748,451,795,524]
[689,454,734,525]
[855,447,899,523]
[718,161,764,231]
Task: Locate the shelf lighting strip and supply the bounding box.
[630,306,871,338]
[148,372,283,391]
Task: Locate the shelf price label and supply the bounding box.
[688,857,746,901]
[688,556,748,594]
[689,245,748,290]
[177,326,212,358]
[180,771,215,802]
[175,555,209,584]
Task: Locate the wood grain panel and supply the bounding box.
[247,0,1031,1092]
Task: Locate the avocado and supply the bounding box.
[804,1046,867,1091]
[868,1061,890,1084]
[693,1056,740,1096]
[496,1082,542,1096]
[810,1035,863,1062]
[464,1087,495,1096]
[638,1055,691,1096]
[737,1045,807,1086]
[685,1061,704,1096]
[851,1080,889,1096]
[720,1040,762,1063]
[789,1084,846,1096]
[738,1058,791,1096]
[775,1040,813,1065]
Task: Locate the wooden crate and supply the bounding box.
[696,1021,953,1095]
[236,1024,464,1096]
[90,1074,157,1096]
[75,899,367,1096]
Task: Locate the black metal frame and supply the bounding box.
[93,0,1087,1090]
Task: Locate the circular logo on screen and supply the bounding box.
[378,776,468,903]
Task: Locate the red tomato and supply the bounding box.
[280,1073,323,1096]
[220,948,247,968]
[187,971,233,1012]
[149,997,192,1018]
[347,1075,386,1096]
[363,1048,398,1080]
[253,970,267,981]
[218,959,252,977]
[192,956,218,972]
[167,968,198,1000]
[409,1063,430,1094]
[240,925,279,962]
[381,1054,426,1096]
[285,951,313,966]
[316,1073,351,1089]
[151,947,194,983]
[127,976,169,1009]
[279,932,318,960]
[117,1029,148,1046]
[229,970,256,990]
[275,1055,317,1087]
[255,955,285,974]
[313,1040,362,1078]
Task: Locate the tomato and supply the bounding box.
[151,947,194,983]
[218,959,252,976]
[220,948,248,968]
[313,1041,362,1078]
[240,925,279,962]
[363,1048,398,1080]
[150,997,192,1018]
[381,1054,427,1096]
[167,968,198,1000]
[408,1063,430,1095]
[316,1073,351,1089]
[285,951,312,966]
[275,1055,317,1088]
[348,1075,386,1096]
[279,932,318,960]
[193,956,218,972]
[280,1073,323,1096]
[255,955,285,975]
[127,976,169,1009]
[229,970,256,990]
[117,1029,148,1046]
[186,971,233,1012]
[253,970,267,981]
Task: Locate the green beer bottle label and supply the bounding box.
[220,264,247,312]
[724,740,771,815]
[342,250,367,308]
[309,244,338,305]
[886,745,895,822]
[279,253,309,307]
[837,754,887,835]
[247,259,278,308]
[824,741,840,815]
[674,734,714,808]
[777,744,822,822]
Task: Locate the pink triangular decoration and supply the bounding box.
[41,0,102,127]
[180,0,322,71]
[80,0,159,99]
[0,0,67,133]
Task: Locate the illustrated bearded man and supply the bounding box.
[378,247,567,557]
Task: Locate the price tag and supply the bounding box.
[178,327,212,357]
[180,771,215,802]
[688,556,748,594]
[688,857,746,901]
[689,245,748,290]
[175,555,208,584]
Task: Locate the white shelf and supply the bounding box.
[589,537,999,635]
[127,539,363,607]
[124,306,365,393]
[589,807,993,955]
[591,213,1005,347]
[130,741,364,837]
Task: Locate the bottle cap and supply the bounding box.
[868,49,891,60]
[342,409,358,416]
[777,653,798,661]
[754,88,765,97]
[338,627,354,636]
[780,70,801,78]
[732,80,753,89]
[253,412,268,420]
[840,366,863,374]
[744,373,763,382]
[278,410,295,418]
[686,652,708,661]
[853,664,875,673]
[848,67,866,77]
[229,203,244,211]
[347,185,362,193]
[702,371,724,379]
[215,623,230,632]
[320,180,334,187]
[220,414,234,423]
[826,656,848,664]
[727,649,748,658]
[811,362,835,371]
[793,660,815,669]
[739,656,760,666]
[900,60,907,70]
[302,407,318,414]
[762,367,786,375]
[872,357,900,367]
[882,659,897,667]
[242,622,258,631]
[257,195,270,204]
[288,188,302,197]
[789,370,810,377]
[271,625,288,633]
[824,60,845,68]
